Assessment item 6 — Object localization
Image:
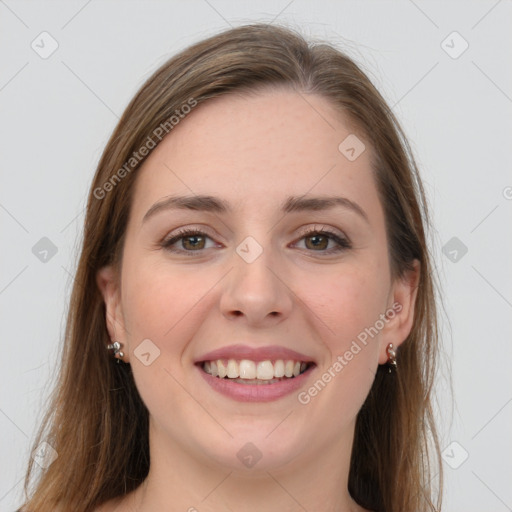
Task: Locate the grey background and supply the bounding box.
[1,1,511,510]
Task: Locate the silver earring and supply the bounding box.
[386,343,397,373]
[107,341,124,359]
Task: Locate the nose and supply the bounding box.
[220,242,293,327]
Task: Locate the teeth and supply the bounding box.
[217,360,227,378]
[284,360,294,377]
[226,359,239,378]
[274,360,285,378]
[239,359,256,379]
[202,358,310,380]
[256,361,274,380]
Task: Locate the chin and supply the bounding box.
[210,433,303,473]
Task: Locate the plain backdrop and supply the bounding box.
[1,1,511,511]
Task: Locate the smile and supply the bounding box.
[197,359,316,402]
[202,359,311,382]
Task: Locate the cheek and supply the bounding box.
[296,265,389,418]
[121,258,218,357]
[119,260,218,430]
[299,265,387,351]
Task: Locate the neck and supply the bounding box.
[124,418,367,512]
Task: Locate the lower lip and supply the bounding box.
[196,364,316,402]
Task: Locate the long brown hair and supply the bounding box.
[21,23,443,512]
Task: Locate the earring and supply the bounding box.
[107,341,125,361]
[386,343,397,373]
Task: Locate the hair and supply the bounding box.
[20,23,443,512]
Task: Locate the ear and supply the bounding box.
[378,259,421,364]
[96,265,129,362]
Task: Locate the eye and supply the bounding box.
[161,228,220,254]
[160,226,352,256]
[293,226,352,254]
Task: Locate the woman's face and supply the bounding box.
[98,88,418,474]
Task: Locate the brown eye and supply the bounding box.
[161,229,218,254]
[305,233,329,250]
[181,234,206,250]
[294,228,352,254]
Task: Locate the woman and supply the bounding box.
[19,23,443,512]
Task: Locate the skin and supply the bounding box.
[96,88,419,512]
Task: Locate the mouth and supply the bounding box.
[196,358,316,402]
[199,358,314,384]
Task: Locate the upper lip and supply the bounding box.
[195,344,316,363]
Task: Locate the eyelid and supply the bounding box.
[160,227,222,252]
[162,225,221,243]
[291,224,351,252]
[296,223,346,237]
[294,224,350,243]
[162,222,346,239]
[160,223,352,255]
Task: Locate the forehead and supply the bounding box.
[130,89,383,223]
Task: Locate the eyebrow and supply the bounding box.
[142,194,369,224]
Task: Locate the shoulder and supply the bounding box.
[16,497,128,512]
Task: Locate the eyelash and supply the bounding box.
[160,226,352,256]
